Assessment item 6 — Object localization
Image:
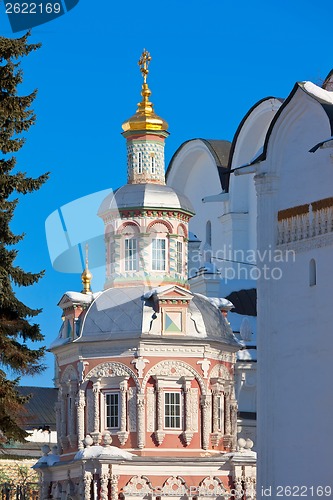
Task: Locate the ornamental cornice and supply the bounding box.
[102,209,191,225]
[277,231,333,253]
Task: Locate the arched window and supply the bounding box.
[151,154,156,174]
[309,258,316,286]
[137,152,143,174]
[176,240,183,274]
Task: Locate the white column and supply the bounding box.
[137,393,145,449]
[118,378,129,445]
[83,472,93,500]
[75,389,86,450]
[201,394,211,450]
[92,380,101,444]
[110,474,119,500]
[154,385,165,445]
[100,472,110,500]
[182,378,194,445]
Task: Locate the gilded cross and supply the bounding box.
[138,49,151,83]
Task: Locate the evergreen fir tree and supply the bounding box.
[0,32,49,442]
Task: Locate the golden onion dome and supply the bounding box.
[122,49,168,133]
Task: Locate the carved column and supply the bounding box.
[230,399,238,451]
[55,401,62,453]
[83,472,93,500]
[201,394,211,450]
[75,389,86,450]
[91,380,101,444]
[137,393,145,449]
[154,385,165,445]
[244,476,256,500]
[110,474,119,500]
[118,378,129,445]
[100,472,110,500]
[68,381,77,447]
[225,393,231,435]
[211,387,222,447]
[59,386,68,449]
[223,391,232,449]
[182,378,194,445]
[212,389,219,433]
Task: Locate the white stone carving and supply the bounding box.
[123,476,153,496]
[128,386,137,432]
[189,388,199,432]
[197,358,211,378]
[209,363,231,380]
[161,477,187,496]
[100,472,109,500]
[201,394,212,450]
[84,361,140,390]
[77,359,89,382]
[110,475,119,500]
[198,477,226,497]
[244,476,256,499]
[146,387,155,432]
[83,472,92,500]
[142,359,206,394]
[92,380,100,435]
[86,388,94,434]
[117,379,129,445]
[154,386,165,445]
[75,389,86,450]
[131,356,150,378]
[137,393,145,449]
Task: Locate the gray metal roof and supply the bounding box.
[18,386,58,431]
[78,285,239,347]
[98,183,194,216]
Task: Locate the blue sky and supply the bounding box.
[1,0,332,387]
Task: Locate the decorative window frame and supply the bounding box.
[124,237,138,271]
[104,391,121,430]
[164,390,183,430]
[176,239,183,274]
[152,238,167,272]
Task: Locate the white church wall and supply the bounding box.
[256,83,333,491]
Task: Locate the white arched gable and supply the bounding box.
[229,98,282,252]
[167,139,229,258]
[260,85,333,208]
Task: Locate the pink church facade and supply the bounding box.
[35,51,256,499]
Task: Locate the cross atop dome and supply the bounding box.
[122,49,168,134]
[138,48,151,84]
[121,50,169,185]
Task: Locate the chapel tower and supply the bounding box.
[98,50,194,290]
[40,51,254,500]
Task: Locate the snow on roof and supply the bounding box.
[74,445,135,461]
[302,81,333,105]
